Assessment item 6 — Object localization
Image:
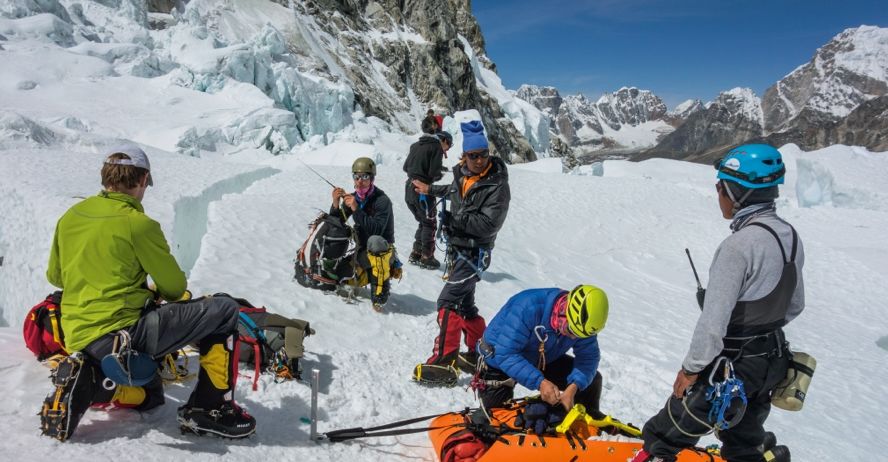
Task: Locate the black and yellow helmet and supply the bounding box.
[566,284,609,338]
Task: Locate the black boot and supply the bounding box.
[418,254,441,270]
[763,445,791,462]
[177,402,256,438]
[178,334,256,438]
[40,353,97,441]
[457,350,478,374]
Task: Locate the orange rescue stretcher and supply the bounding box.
[428,402,724,462]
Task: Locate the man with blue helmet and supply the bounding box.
[633,144,805,462]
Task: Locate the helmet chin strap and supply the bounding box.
[722,180,753,215]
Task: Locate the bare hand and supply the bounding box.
[343,194,357,211]
[539,379,561,405]
[412,179,430,194]
[331,187,346,208]
[672,369,698,398]
[559,383,578,411]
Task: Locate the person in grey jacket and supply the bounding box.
[633,144,804,462]
[411,120,511,381]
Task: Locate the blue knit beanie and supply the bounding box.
[460,120,488,152]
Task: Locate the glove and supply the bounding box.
[520,402,566,436]
[696,287,706,310]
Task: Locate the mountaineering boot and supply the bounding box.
[763,445,791,462]
[177,402,256,438]
[179,333,255,437]
[408,241,422,264]
[408,250,422,265]
[371,282,390,312]
[457,350,478,374]
[418,254,441,270]
[413,362,459,387]
[40,352,96,441]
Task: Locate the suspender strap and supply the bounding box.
[745,222,797,264]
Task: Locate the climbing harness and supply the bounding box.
[99,330,158,389]
[667,356,747,437]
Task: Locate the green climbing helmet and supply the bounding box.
[352,157,377,176]
[566,284,609,338]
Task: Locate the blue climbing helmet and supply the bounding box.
[715,144,785,189]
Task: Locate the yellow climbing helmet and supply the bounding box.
[566,284,609,338]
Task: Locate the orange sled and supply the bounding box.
[428,405,725,462]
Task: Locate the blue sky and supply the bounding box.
[472,0,888,109]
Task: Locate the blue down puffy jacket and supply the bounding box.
[483,288,600,391]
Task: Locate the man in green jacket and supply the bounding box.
[42,145,255,441]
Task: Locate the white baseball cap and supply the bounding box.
[104,144,153,186]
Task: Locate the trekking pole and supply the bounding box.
[685,249,706,310]
[298,158,338,189]
[310,368,325,441]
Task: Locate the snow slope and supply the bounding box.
[1,140,887,461]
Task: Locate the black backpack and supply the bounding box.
[294,212,355,290]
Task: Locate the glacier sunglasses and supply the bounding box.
[352,172,373,181]
[464,150,490,161]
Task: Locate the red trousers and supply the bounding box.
[426,307,486,365]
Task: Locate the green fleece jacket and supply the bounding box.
[46,191,186,352]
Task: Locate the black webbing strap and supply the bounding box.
[325,412,465,442]
[745,222,797,264]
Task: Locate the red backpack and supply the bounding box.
[23,292,66,361]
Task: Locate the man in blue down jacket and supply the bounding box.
[478,286,608,415]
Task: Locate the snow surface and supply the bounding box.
[1,3,888,462]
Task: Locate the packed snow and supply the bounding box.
[2,2,888,462]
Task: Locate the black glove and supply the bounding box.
[440,210,455,236]
[696,287,706,310]
[517,402,567,436]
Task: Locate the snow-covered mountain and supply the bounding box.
[0,0,548,162]
[645,25,888,161]
[642,88,764,162]
[762,25,888,133]
[516,85,675,156]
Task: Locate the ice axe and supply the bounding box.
[685,248,706,310]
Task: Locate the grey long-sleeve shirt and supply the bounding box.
[682,209,805,373]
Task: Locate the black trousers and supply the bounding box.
[405,181,437,255]
[640,352,790,462]
[84,295,241,408]
[479,354,603,414]
[437,247,490,311]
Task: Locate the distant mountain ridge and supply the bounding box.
[516,25,888,162]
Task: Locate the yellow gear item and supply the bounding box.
[566,284,609,338]
[368,246,394,296]
[111,385,147,407]
[199,343,230,390]
[556,404,642,438]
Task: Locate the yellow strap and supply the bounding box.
[48,308,62,345]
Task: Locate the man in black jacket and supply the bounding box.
[332,157,399,311]
[411,121,511,384]
[403,115,449,269]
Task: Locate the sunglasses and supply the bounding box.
[464,150,490,161]
[352,172,373,181]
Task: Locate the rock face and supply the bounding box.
[284,0,537,161]
[641,88,764,163]
[762,26,888,133]
[644,26,888,161]
[516,84,674,156]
